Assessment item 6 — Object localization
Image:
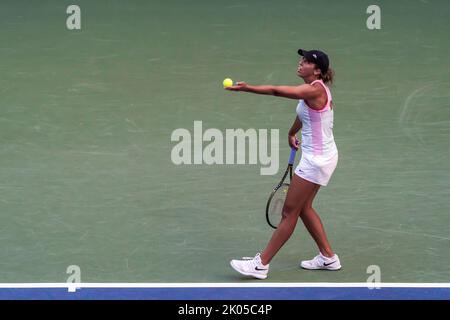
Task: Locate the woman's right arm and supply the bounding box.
[288,116,302,150]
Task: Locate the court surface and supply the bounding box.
[0,0,449,298]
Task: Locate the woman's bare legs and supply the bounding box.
[300,185,335,258]
[260,175,317,265]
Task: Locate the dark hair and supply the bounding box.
[320,67,334,85]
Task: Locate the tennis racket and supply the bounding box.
[265,146,298,229]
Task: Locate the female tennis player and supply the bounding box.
[226,49,340,279]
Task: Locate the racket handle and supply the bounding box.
[288,147,297,165]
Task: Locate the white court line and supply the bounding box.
[0,283,450,288]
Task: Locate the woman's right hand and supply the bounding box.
[225,81,248,91]
[288,134,299,150]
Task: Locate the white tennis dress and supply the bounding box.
[294,79,338,186]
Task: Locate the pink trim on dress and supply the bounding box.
[308,109,324,156]
[305,79,332,113]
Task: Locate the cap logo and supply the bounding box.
[312,54,317,59]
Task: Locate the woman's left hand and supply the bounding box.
[225,81,248,91]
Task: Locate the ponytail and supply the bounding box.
[320,67,334,85]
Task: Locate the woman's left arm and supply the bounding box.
[226,82,320,100]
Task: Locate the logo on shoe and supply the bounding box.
[323,261,336,267]
[255,267,268,271]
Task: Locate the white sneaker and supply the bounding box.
[230,253,269,279]
[300,252,342,271]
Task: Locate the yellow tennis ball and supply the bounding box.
[223,78,233,88]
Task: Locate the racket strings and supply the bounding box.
[267,184,289,228]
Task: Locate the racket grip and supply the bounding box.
[288,147,297,165]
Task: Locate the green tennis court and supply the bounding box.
[0,0,449,284]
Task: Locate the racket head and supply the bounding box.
[265,182,290,229]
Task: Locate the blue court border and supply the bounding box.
[1,286,450,300]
